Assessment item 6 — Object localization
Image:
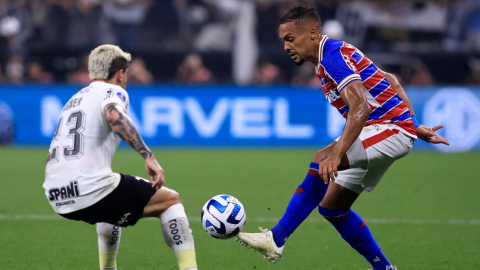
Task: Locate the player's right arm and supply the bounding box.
[382,71,449,145]
[104,103,165,189]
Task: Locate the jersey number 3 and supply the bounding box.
[47,110,85,163]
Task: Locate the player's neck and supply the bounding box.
[309,44,320,66]
[310,34,323,66]
[312,49,319,66]
[91,79,122,88]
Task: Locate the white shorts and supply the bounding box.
[334,124,415,194]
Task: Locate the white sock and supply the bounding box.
[160,203,197,270]
[97,222,122,270]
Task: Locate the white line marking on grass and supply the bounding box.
[245,217,480,225]
[1,215,479,225]
[0,214,64,220]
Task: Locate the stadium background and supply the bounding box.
[0,0,479,269]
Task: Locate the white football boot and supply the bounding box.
[235,227,284,264]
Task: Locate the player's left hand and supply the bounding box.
[416,125,450,145]
[319,155,341,184]
[145,157,165,190]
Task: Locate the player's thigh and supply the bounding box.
[142,186,181,218]
[332,161,394,196]
[330,167,367,197]
[325,135,368,170]
[343,126,414,169]
[319,164,391,209]
[364,127,414,167]
[321,157,397,206]
[361,162,394,193]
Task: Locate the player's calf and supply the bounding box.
[318,206,394,270]
[268,161,328,249]
[143,187,197,270]
[97,222,122,270]
[267,144,337,249]
[161,203,197,270]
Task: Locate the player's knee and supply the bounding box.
[318,205,351,224]
[157,189,181,212]
[168,190,181,206]
[97,225,109,237]
[312,150,328,163]
[144,187,183,217]
[96,223,120,237]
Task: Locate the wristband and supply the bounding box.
[411,115,419,128]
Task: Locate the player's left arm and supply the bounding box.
[104,103,165,189]
[381,70,450,146]
[318,80,370,183]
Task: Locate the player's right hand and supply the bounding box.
[145,157,165,190]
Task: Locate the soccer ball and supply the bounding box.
[201,194,246,239]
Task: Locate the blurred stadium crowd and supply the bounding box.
[0,0,479,86]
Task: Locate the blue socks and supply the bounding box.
[271,162,327,247]
[318,207,393,270]
[269,162,394,269]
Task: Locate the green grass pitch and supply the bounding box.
[0,147,479,269]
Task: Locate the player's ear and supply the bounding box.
[310,27,318,40]
[116,69,124,82]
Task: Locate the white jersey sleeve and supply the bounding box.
[100,86,130,114]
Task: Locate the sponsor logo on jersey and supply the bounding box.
[372,124,382,131]
[116,92,126,103]
[104,90,114,100]
[325,89,341,103]
[48,181,80,201]
[55,200,75,206]
[342,54,357,71]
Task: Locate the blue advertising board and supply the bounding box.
[0,84,478,152]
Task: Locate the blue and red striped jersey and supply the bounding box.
[315,35,417,136]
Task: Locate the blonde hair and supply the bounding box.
[88,44,131,80]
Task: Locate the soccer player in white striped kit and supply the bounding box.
[43,45,197,270]
[236,6,449,270]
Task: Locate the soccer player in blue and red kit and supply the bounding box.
[236,6,450,270]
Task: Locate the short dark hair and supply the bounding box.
[278,5,322,27]
[106,57,129,80]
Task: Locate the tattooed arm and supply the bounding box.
[104,103,165,189]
